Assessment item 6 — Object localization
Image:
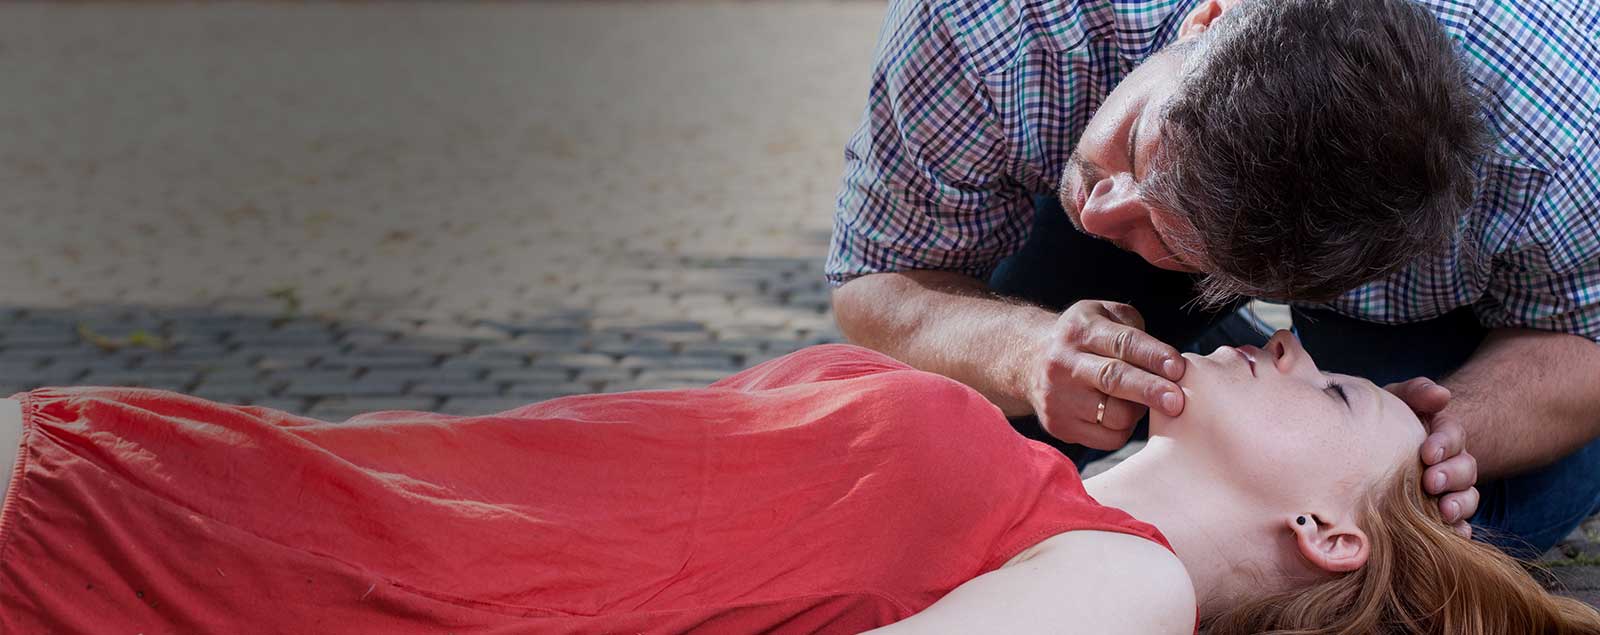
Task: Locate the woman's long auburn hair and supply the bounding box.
[1206,462,1600,635]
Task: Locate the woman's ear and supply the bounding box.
[1289,514,1370,574]
[1178,0,1243,38]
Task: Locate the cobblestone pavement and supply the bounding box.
[1,0,1596,609]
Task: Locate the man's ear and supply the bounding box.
[1289,514,1370,574]
[1178,0,1244,38]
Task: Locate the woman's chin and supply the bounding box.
[1145,387,1196,440]
[1146,409,1180,440]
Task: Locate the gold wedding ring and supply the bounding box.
[1095,396,1108,425]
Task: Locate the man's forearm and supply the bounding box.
[1442,328,1600,480]
[832,271,1055,416]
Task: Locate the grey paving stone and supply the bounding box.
[267,368,356,384]
[209,350,263,366]
[253,352,330,371]
[0,360,44,374]
[232,336,342,351]
[362,368,485,384]
[1556,589,1600,606]
[307,396,439,421]
[635,368,727,386]
[762,340,808,356]
[530,353,617,370]
[403,321,510,345]
[71,323,169,340]
[347,339,468,357]
[496,336,589,354]
[317,353,439,370]
[584,332,631,349]
[192,385,272,404]
[1543,565,1600,592]
[436,398,538,416]
[618,352,738,370]
[139,343,234,360]
[83,351,151,369]
[80,369,199,388]
[201,367,268,383]
[635,330,713,346]
[679,341,764,362]
[26,347,141,369]
[674,292,732,306]
[282,376,408,398]
[0,368,88,387]
[575,367,636,384]
[486,368,573,384]
[166,320,257,336]
[0,333,80,348]
[630,320,709,334]
[135,358,229,373]
[338,330,399,349]
[266,320,336,335]
[505,383,592,400]
[410,381,502,398]
[80,378,193,392]
[591,339,674,357]
[232,341,344,355]
[438,357,527,373]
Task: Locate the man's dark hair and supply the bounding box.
[1144,0,1491,305]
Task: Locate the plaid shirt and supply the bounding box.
[827,0,1600,341]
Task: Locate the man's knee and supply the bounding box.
[1472,437,1600,558]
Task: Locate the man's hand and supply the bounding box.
[1386,377,1479,538]
[1026,301,1186,450]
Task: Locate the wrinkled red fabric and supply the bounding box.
[0,344,1169,633]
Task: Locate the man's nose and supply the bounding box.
[1079,172,1144,238]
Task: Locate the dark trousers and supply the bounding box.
[989,195,1600,557]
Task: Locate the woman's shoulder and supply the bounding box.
[1014,530,1196,631]
[871,529,1196,635]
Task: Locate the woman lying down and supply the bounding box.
[2,332,1597,633]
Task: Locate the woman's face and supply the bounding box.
[1150,331,1427,500]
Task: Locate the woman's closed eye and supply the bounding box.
[1324,380,1351,409]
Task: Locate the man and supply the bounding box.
[827,0,1600,558]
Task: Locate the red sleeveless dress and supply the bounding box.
[0,344,1170,633]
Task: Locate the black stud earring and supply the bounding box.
[1296,516,1307,526]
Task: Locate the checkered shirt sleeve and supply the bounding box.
[825,0,1032,286]
[1476,118,1600,341]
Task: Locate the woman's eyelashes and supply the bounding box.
[1324,381,1351,408]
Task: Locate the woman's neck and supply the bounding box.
[1082,438,1280,619]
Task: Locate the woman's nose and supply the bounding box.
[1267,329,1321,379]
[1079,173,1145,238]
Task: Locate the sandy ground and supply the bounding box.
[0,1,884,325]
